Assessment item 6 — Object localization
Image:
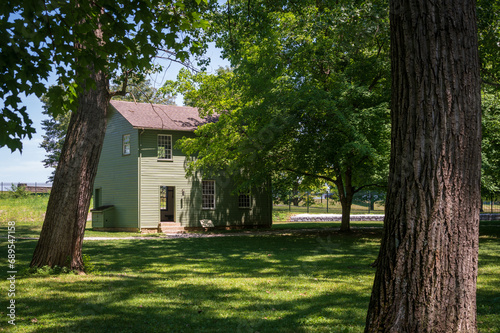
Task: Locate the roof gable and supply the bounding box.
[110,100,217,131]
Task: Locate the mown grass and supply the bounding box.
[2,231,381,332]
[1,195,499,332]
[0,228,499,331]
[0,195,49,227]
[0,195,145,239]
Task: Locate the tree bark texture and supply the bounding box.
[365,0,481,332]
[335,169,354,232]
[31,67,110,271]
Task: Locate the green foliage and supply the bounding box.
[39,94,72,181]
[82,254,99,274]
[272,173,332,206]
[18,254,97,276]
[0,0,212,152]
[168,1,391,218]
[9,183,30,198]
[302,193,317,207]
[477,0,500,197]
[482,93,500,196]
[23,265,74,276]
[353,190,386,208]
[272,209,289,222]
[477,0,500,88]
[163,67,236,110]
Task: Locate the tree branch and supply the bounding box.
[109,70,130,97]
[368,72,383,91]
[353,182,385,194]
[284,168,336,184]
[481,78,500,88]
[480,68,500,88]
[155,49,200,73]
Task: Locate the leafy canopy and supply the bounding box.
[166,0,391,196]
[477,0,500,88]
[477,0,500,196]
[482,93,500,196]
[0,0,210,152]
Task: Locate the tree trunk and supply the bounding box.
[365,0,481,332]
[369,193,375,211]
[292,182,300,206]
[31,67,110,272]
[339,194,353,232]
[336,169,354,232]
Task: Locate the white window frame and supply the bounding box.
[157,134,173,161]
[202,180,215,210]
[238,193,251,209]
[122,134,131,155]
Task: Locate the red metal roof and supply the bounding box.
[110,100,217,132]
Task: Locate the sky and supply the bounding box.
[0,47,229,186]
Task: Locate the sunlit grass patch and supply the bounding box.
[1,228,498,332]
[477,229,500,332]
[1,195,499,332]
[0,195,49,237]
[0,195,147,239]
[2,233,379,332]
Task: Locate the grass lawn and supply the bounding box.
[1,196,500,332]
[0,196,145,239]
[0,227,498,332]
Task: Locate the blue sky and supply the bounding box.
[0,47,229,185]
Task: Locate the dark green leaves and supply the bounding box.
[477,0,500,88]
[1,0,211,152]
[482,93,500,195]
[171,0,391,193]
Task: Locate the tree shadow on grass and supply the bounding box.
[5,228,500,332]
[0,223,42,239]
[4,232,379,332]
[13,275,371,333]
[477,235,500,332]
[86,231,381,279]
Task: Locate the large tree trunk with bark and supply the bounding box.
[365,0,481,332]
[339,195,353,232]
[31,67,110,272]
[336,169,354,232]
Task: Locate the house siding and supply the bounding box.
[139,130,272,229]
[93,107,139,229]
[139,130,194,228]
[94,102,272,232]
[180,172,273,229]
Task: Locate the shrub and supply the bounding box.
[10,183,30,198]
[82,254,99,274]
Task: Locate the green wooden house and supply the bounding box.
[91,100,272,233]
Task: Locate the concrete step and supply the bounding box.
[158,222,185,233]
